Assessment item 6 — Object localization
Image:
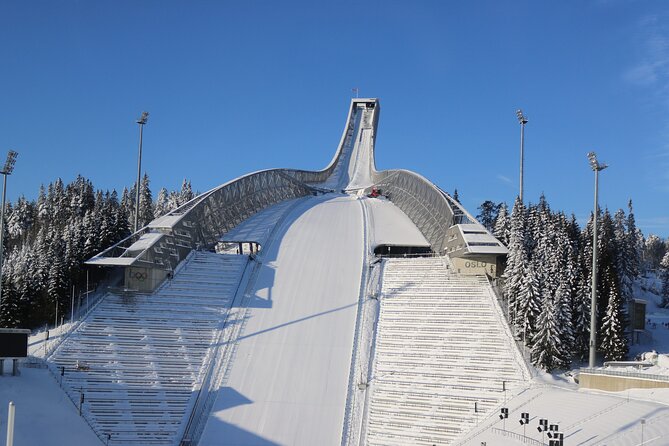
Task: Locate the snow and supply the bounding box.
[220,197,305,246]
[148,214,184,229]
[0,368,101,446]
[457,384,669,446]
[200,194,364,445]
[363,197,429,249]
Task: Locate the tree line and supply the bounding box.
[477,197,669,371]
[0,175,195,329]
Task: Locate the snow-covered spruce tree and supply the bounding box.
[626,200,642,279]
[503,197,527,330]
[530,290,565,372]
[660,252,669,308]
[138,173,154,228]
[0,270,20,327]
[517,261,541,345]
[572,269,592,360]
[180,179,194,205]
[554,281,575,363]
[599,267,628,360]
[493,202,510,246]
[47,236,69,322]
[644,234,666,272]
[154,187,170,218]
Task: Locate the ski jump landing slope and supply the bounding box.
[200,194,364,445]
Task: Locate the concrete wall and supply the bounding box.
[451,255,498,277]
[125,266,168,292]
[579,372,669,392]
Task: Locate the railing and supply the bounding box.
[491,428,544,445]
[580,368,669,383]
[89,169,315,271]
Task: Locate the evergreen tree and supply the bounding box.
[599,269,628,360]
[660,252,669,308]
[503,197,527,330]
[0,271,20,327]
[572,270,592,360]
[179,179,194,205]
[154,187,170,218]
[530,290,564,372]
[476,200,500,232]
[644,235,666,272]
[517,261,541,345]
[493,202,510,246]
[139,173,154,228]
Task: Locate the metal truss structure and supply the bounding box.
[87,97,503,278]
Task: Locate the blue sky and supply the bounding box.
[0,1,668,236]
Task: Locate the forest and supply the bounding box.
[478,197,669,371]
[1,176,668,374]
[0,175,194,329]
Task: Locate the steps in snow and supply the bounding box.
[364,257,527,446]
[47,251,247,445]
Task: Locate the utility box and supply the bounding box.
[0,328,30,358]
[632,299,647,330]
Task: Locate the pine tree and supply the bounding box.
[517,261,541,345]
[154,187,170,218]
[493,203,510,246]
[139,173,154,228]
[660,252,669,307]
[179,179,194,205]
[476,200,500,232]
[599,269,628,360]
[572,270,592,360]
[530,290,564,372]
[0,271,20,327]
[503,197,527,330]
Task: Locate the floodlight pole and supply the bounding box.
[517,110,528,203]
[588,151,608,368]
[134,112,149,233]
[0,150,18,311]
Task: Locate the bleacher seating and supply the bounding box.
[47,251,247,445]
[364,257,528,445]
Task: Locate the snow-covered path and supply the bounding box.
[200,194,365,445]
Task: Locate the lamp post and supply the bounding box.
[0,150,18,311]
[516,109,528,203]
[587,151,608,368]
[134,112,149,233]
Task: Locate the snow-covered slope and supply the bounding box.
[363,257,529,445]
[199,194,365,445]
[46,252,247,445]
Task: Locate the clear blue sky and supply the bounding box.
[1,1,668,236]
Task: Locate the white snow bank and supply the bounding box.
[0,368,100,446]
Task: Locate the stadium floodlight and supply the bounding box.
[1,150,18,174]
[516,109,528,203]
[587,151,609,368]
[0,150,18,311]
[134,112,149,233]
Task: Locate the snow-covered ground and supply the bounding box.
[0,367,100,445]
[199,194,365,445]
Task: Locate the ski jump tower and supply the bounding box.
[88,98,507,290]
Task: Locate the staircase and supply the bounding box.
[47,251,247,445]
[364,257,528,446]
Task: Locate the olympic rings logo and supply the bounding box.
[131,271,148,281]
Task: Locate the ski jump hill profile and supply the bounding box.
[55,98,523,445]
